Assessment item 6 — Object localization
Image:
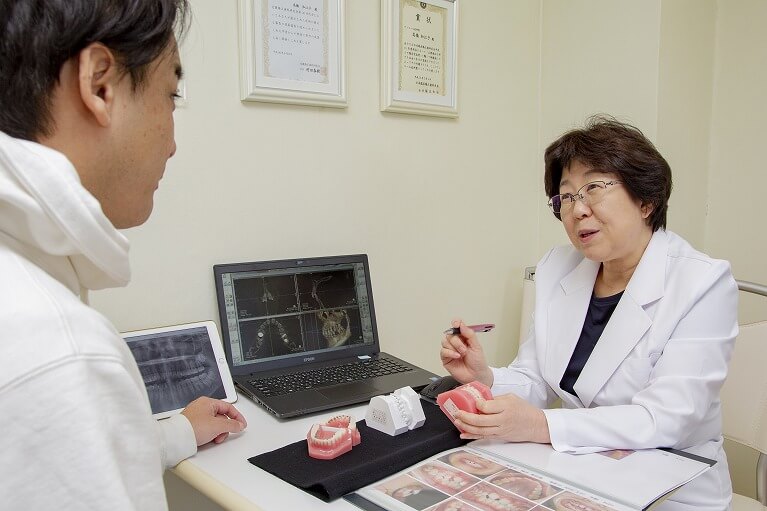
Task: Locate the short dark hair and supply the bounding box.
[0,0,190,141]
[543,115,672,231]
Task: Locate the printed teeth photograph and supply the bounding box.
[487,470,561,502]
[456,482,536,511]
[410,461,482,495]
[439,451,506,478]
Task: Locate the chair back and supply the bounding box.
[722,280,767,505]
[721,320,767,454]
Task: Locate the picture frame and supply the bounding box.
[381,0,458,118]
[238,0,346,108]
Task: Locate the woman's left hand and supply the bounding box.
[453,393,551,444]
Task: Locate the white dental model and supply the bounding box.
[364,386,426,436]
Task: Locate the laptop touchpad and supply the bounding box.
[319,381,382,400]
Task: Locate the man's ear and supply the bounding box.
[77,43,121,128]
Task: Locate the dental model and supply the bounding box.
[365,386,426,436]
[307,414,361,460]
[437,381,493,433]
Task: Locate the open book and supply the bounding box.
[345,441,713,511]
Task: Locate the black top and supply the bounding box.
[560,291,624,397]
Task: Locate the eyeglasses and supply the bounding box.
[547,180,622,217]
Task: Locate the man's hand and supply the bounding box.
[181,396,248,446]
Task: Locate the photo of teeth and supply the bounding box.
[438,451,505,478]
[457,482,536,511]
[487,469,561,502]
[375,474,450,511]
[429,498,483,511]
[409,461,481,495]
[542,492,618,511]
[130,327,225,414]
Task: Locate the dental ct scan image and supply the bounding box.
[232,267,367,361]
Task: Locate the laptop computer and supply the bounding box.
[213,254,438,419]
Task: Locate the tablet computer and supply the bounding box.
[122,320,237,420]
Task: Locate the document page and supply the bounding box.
[472,441,712,510]
[349,446,634,511]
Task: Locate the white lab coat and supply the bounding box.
[491,229,738,510]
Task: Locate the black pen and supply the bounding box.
[443,323,495,335]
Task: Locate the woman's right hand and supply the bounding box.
[440,319,493,387]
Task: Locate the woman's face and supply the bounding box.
[559,160,653,269]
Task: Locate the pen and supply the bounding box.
[443,323,495,335]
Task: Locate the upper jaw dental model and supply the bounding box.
[364,386,426,436]
[307,415,361,460]
[436,381,493,433]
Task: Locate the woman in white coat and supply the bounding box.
[442,116,738,510]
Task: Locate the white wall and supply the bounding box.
[708,0,767,325]
[537,0,663,254]
[537,0,719,253]
[91,0,725,369]
[91,0,542,377]
[707,0,767,498]
[657,0,716,249]
[85,0,766,505]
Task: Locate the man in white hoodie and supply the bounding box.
[0,1,247,509]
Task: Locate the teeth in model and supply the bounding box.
[327,415,357,432]
[309,425,345,446]
[463,385,484,401]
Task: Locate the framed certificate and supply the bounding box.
[381,0,458,117]
[238,0,347,107]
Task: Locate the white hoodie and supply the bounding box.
[0,132,196,510]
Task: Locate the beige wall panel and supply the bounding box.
[708,0,767,325]
[708,0,767,499]
[657,0,716,249]
[81,0,766,504]
[90,0,542,376]
[537,0,663,255]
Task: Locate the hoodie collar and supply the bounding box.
[0,132,130,291]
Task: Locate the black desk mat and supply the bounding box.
[248,401,467,501]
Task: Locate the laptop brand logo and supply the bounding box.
[304,356,315,363]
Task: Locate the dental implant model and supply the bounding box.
[307,415,361,460]
[436,381,493,433]
[365,386,426,436]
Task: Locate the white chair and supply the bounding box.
[721,280,767,510]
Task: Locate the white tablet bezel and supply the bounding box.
[122,320,238,420]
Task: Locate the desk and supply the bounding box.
[172,393,369,511]
[170,393,705,511]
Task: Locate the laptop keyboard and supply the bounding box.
[249,357,413,397]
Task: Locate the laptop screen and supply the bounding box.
[214,255,379,374]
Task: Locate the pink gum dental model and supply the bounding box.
[307,414,361,460]
[436,381,493,433]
